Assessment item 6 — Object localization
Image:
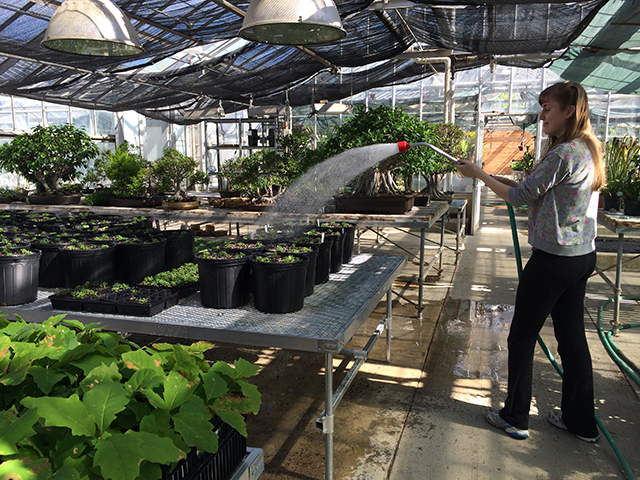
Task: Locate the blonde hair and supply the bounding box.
[539,81,605,191]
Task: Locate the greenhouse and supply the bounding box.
[1,1,639,480]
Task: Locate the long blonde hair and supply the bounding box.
[539,81,605,191]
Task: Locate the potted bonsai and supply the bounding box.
[0,124,99,204]
[152,148,208,210]
[0,314,261,480]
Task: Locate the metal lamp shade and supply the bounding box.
[239,0,346,45]
[41,0,144,56]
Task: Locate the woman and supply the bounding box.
[456,81,605,442]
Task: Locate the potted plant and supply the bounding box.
[620,161,640,216]
[139,262,199,299]
[0,314,261,480]
[152,148,208,210]
[115,236,167,285]
[265,244,318,297]
[250,252,308,313]
[602,136,640,211]
[0,186,28,203]
[0,246,41,305]
[196,249,251,309]
[0,124,99,204]
[510,145,536,181]
[61,242,116,287]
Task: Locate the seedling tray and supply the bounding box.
[49,287,179,317]
[137,282,199,300]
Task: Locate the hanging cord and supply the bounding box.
[506,203,635,480]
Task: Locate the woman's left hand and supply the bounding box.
[455,159,485,179]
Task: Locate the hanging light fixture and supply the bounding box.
[41,0,144,56]
[239,0,346,46]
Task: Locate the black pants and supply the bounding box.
[499,249,598,438]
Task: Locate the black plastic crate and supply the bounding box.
[163,420,247,480]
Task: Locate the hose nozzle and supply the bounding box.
[397,141,410,153]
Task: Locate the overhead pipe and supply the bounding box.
[412,56,453,123]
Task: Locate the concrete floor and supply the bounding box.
[136,189,640,479]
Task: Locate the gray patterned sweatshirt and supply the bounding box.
[508,138,599,257]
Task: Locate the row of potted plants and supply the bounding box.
[0,124,208,209]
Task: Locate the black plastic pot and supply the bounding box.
[250,254,308,313]
[31,242,68,287]
[296,235,333,285]
[62,243,116,287]
[265,244,318,297]
[196,253,251,308]
[116,238,167,285]
[341,224,357,263]
[0,249,41,305]
[603,194,622,211]
[323,230,345,273]
[623,198,640,216]
[161,230,195,270]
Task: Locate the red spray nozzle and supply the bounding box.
[397,141,410,153]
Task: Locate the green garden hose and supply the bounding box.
[505,203,635,480]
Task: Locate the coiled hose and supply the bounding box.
[506,203,635,480]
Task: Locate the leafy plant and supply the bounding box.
[0,124,99,195]
[254,253,299,263]
[0,187,28,201]
[603,136,640,197]
[0,314,261,480]
[140,263,199,288]
[511,145,535,175]
[102,142,151,199]
[152,148,208,202]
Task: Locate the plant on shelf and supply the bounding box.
[102,142,153,199]
[0,314,262,480]
[152,148,209,202]
[219,126,316,203]
[602,136,640,198]
[510,145,536,176]
[0,186,28,202]
[139,262,199,288]
[0,124,99,196]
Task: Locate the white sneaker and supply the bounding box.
[548,409,599,443]
[485,408,529,439]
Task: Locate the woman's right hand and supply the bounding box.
[455,159,484,179]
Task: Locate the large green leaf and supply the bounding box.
[28,365,66,395]
[50,466,83,480]
[139,387,166,410]
[0,458,51,480]
[214,392,258,416]
[209,360,235,379]
[201,371,229,402]
[1,353,34,386]
[83,383,129,434]
[162,371,193,411]
[82,362,122,386]
[186,341,214,355]
[94,434,143,480]
[139,408,172,436]
[70,354,119,376]
[170,344,200,381]
[0,408,38,455]
[172,410,219,452]
[134,431,182,464]
[126,368,163,392]
[121,350,165,374]
[212,408,247,437]
[236,379,262,414]
[233,358,259,379]
[21,394,95,437]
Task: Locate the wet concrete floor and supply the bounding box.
[132,189,640,480]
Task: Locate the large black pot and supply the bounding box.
[62,243,116,287]
[0,249,41,305]
[31,242,68,287]
[159,230,195,270]
[116,238,167,285]
[250,253,308,313]
[196,252,251,308]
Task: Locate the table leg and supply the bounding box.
[418,228,425,320]
[386,289,392,364]
[613,233,624,335]
[439,212,446,272]
[324,352,334,480]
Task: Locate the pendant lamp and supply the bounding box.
[41,0,144,56]
[239,0,346,45]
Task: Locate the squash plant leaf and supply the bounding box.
[209,360,235,379]
[162,371,194,410]
[0,458,51,480]
[28,365,67,395]
[50,465,83,480]
[135,431,182,464]
[172,410,219,452]
[94,434,143,480]
[236,379,262,414]
[21,394,95,437]
[83,383,130,434]
[212,408,247,437]
[170,344,200,381]
[1,351,34,386]
[186,341,213,355]
[121,349,165,374]
[126,368,163,392]
[201,370,229,401]
[0,408,39,455]
[233,358,259,379]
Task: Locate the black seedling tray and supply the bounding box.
[50,287,179,316]
[136,282,199,299]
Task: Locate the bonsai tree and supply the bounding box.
[104,142,151,198]
[220,127,316,203]
[319,105,472,197]
[0,124,99,195]
[152,148,209,202]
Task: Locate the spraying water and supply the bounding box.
[263,143,401,222]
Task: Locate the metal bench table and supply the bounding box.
[3,253,407,480]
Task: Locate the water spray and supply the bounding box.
[397,141,463,165]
